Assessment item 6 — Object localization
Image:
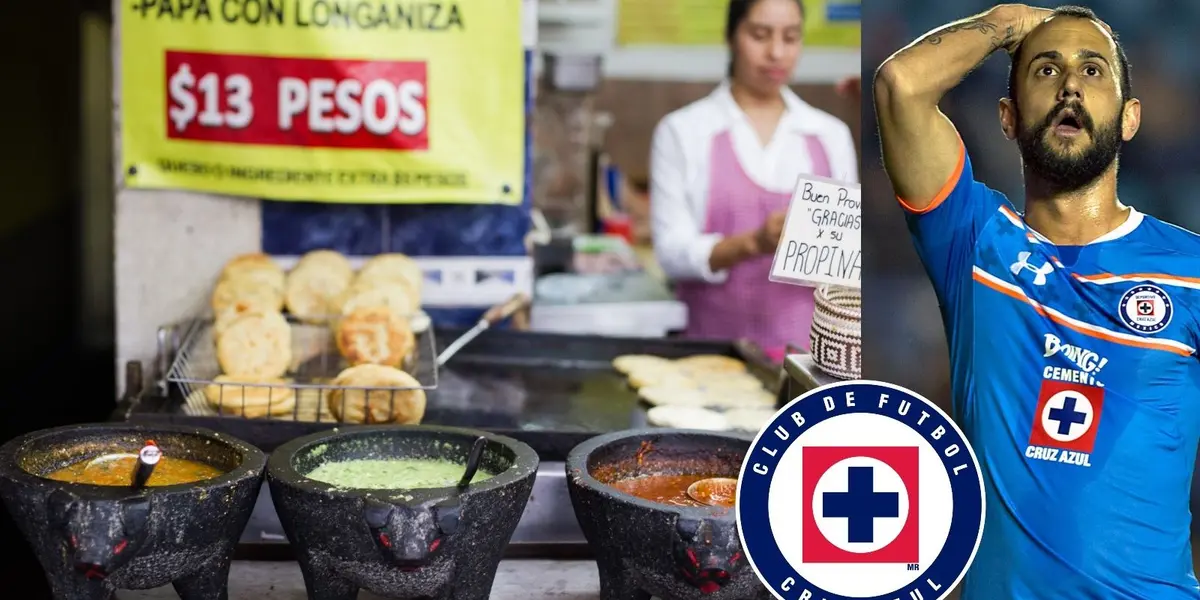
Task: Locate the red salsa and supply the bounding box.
[609,474,735,507]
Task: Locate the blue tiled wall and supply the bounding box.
[263,50,535,328]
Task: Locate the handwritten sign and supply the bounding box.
[769,174,861,289]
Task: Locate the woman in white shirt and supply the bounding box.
[650,0,858,360]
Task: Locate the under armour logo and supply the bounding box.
[1010,251,1054,285]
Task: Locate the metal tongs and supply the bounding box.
[436,293,530,366]
[131,440,161,489]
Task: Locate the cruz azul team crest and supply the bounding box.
[737,380,985,600]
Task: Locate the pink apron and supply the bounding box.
[675,130,832,362]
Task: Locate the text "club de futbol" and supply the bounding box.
[165,51,428,150]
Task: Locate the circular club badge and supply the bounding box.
[1118,284,1172,334]
[736,380,984,600]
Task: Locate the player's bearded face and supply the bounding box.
[1016,99,1123,190]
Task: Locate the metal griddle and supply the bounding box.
[116,326,783,559]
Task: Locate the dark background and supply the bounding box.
[0,0,116,596]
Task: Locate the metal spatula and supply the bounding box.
[436,293,530,366]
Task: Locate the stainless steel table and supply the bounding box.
[783,353,840,398]
[122,560,600,599]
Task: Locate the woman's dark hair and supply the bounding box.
[726,0,806,77]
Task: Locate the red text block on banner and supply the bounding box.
[165,51,429,151]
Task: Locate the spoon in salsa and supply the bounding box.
[437,437,489,521]
[686,477,738,508]
[457,436,488,490]
[131,440,162,489]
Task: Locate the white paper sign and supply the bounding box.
[769,174,861,289]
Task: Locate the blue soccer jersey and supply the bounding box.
[904,141,1200,599]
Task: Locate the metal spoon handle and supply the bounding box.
[457,436,488,490]
[132,440,161,489]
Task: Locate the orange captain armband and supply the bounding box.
[896,138,967,214]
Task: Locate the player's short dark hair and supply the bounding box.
[1007,5,1133,104]
[726,0,807,77]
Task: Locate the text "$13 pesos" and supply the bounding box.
[164,51,428,150]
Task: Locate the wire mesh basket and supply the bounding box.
[165,315,438,424]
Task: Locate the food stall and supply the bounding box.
[96,234,857,600]
[86,253,855,600]
[91,245,786,598]
[116,247,785,553]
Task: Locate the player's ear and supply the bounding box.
[1121,97,1141,142]
[998,98,1018,141]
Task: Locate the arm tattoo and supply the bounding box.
[920,18,1015,52]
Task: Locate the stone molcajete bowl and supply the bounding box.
[567,429,770,600]
[0,423,266,600]
[267,424,539,600]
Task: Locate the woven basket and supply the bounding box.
[809,285,862,380]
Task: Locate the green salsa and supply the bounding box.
[306,458,493,489]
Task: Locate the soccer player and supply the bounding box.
[875,4,1200,599]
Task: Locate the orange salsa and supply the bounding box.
[44,453,223,487]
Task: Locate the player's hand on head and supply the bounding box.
[992,4,1055,54]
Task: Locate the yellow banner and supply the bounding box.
[120,0,526,204]
[617,0,859,48]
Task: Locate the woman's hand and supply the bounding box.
[755,210,788,254]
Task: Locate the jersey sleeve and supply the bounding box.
[900,140,1003,300]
